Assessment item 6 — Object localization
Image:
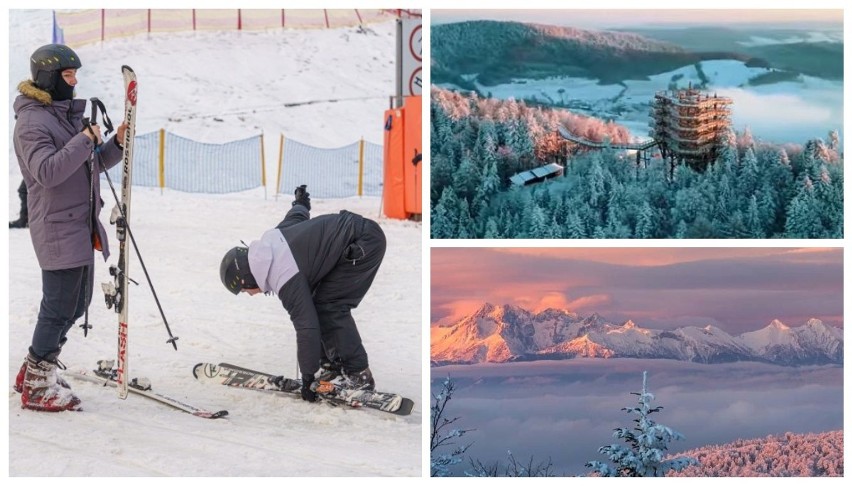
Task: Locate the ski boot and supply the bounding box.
[342,367,375,391]
[15,340,70,393]
[21,349,82,412]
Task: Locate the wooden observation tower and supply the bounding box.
[650,85,733,172]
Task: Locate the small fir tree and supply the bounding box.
[586,372,698,477]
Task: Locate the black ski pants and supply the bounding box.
[32,264,93,357]
[314,218,386,374]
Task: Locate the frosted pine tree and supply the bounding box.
[431,188,461,239]
[587,372,698,477]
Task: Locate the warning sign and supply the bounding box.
[399,19,422,97]
[408,67,422,96]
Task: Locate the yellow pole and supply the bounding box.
[357,138,365,197]
[275,133,285,202]
[260,132,267,199]
[158,128,165,194]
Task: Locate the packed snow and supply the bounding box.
[5,9,422,477]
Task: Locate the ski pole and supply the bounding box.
[90,97,179,350]
[102,170,180,350]
[78,98,113,337]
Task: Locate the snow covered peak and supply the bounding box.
[582,312,607,327]
[537,307,578,319]
[623,320,637,329]
[472,302,497,317]
[769,319,790,330]
[806,318,825,328]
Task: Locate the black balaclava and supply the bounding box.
[51,71,75,101]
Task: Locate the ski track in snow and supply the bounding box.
[6,10,421,477]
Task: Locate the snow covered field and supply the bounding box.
[441,58,843,145]
[5,9,421,477]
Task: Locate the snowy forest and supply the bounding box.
[670,430,843,477]
[430,88,843,239]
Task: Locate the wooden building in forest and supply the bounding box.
[509,163,564,186]
[650,85,733,171]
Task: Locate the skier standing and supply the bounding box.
[220,185,386,403]
[13,44,128,411]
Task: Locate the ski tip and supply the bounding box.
[394,398,415,416]
[198,410,229,419]
[122,65,135,73]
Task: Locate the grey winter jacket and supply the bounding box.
[13,80,123,270]
[248,206,365,375]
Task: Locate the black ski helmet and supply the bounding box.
[220,247,258,295]
[30,44,82,93]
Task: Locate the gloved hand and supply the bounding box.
[292,184,311,211]
[300,373,318,402]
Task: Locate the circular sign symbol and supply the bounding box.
[408,67,422,96]
[409,24,422,63]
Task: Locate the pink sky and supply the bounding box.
[431,248,843,333]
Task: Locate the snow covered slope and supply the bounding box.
[6,9,421,477]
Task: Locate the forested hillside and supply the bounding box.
[431,89,843,239]
[669,430,843,477]
[432,20,751,86]
[431,87,630,203]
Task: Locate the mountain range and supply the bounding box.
[431,303,843,366]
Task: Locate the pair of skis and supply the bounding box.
[66,362,414,418]
[100,66,178,400]
[96,65,138,400]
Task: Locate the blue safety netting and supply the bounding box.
[103,131,263,194]
[102,131,159,187]
[277,139,383,198]
[163,133,262,194]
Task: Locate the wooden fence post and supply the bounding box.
[275,133,285,201]
[260,132,267,199]
[158,128,166,193]
[358,138,365,197]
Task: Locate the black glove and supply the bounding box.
[300,373,318,402]
[292,185,311,211]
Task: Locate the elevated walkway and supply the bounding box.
[557,126,657,151]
